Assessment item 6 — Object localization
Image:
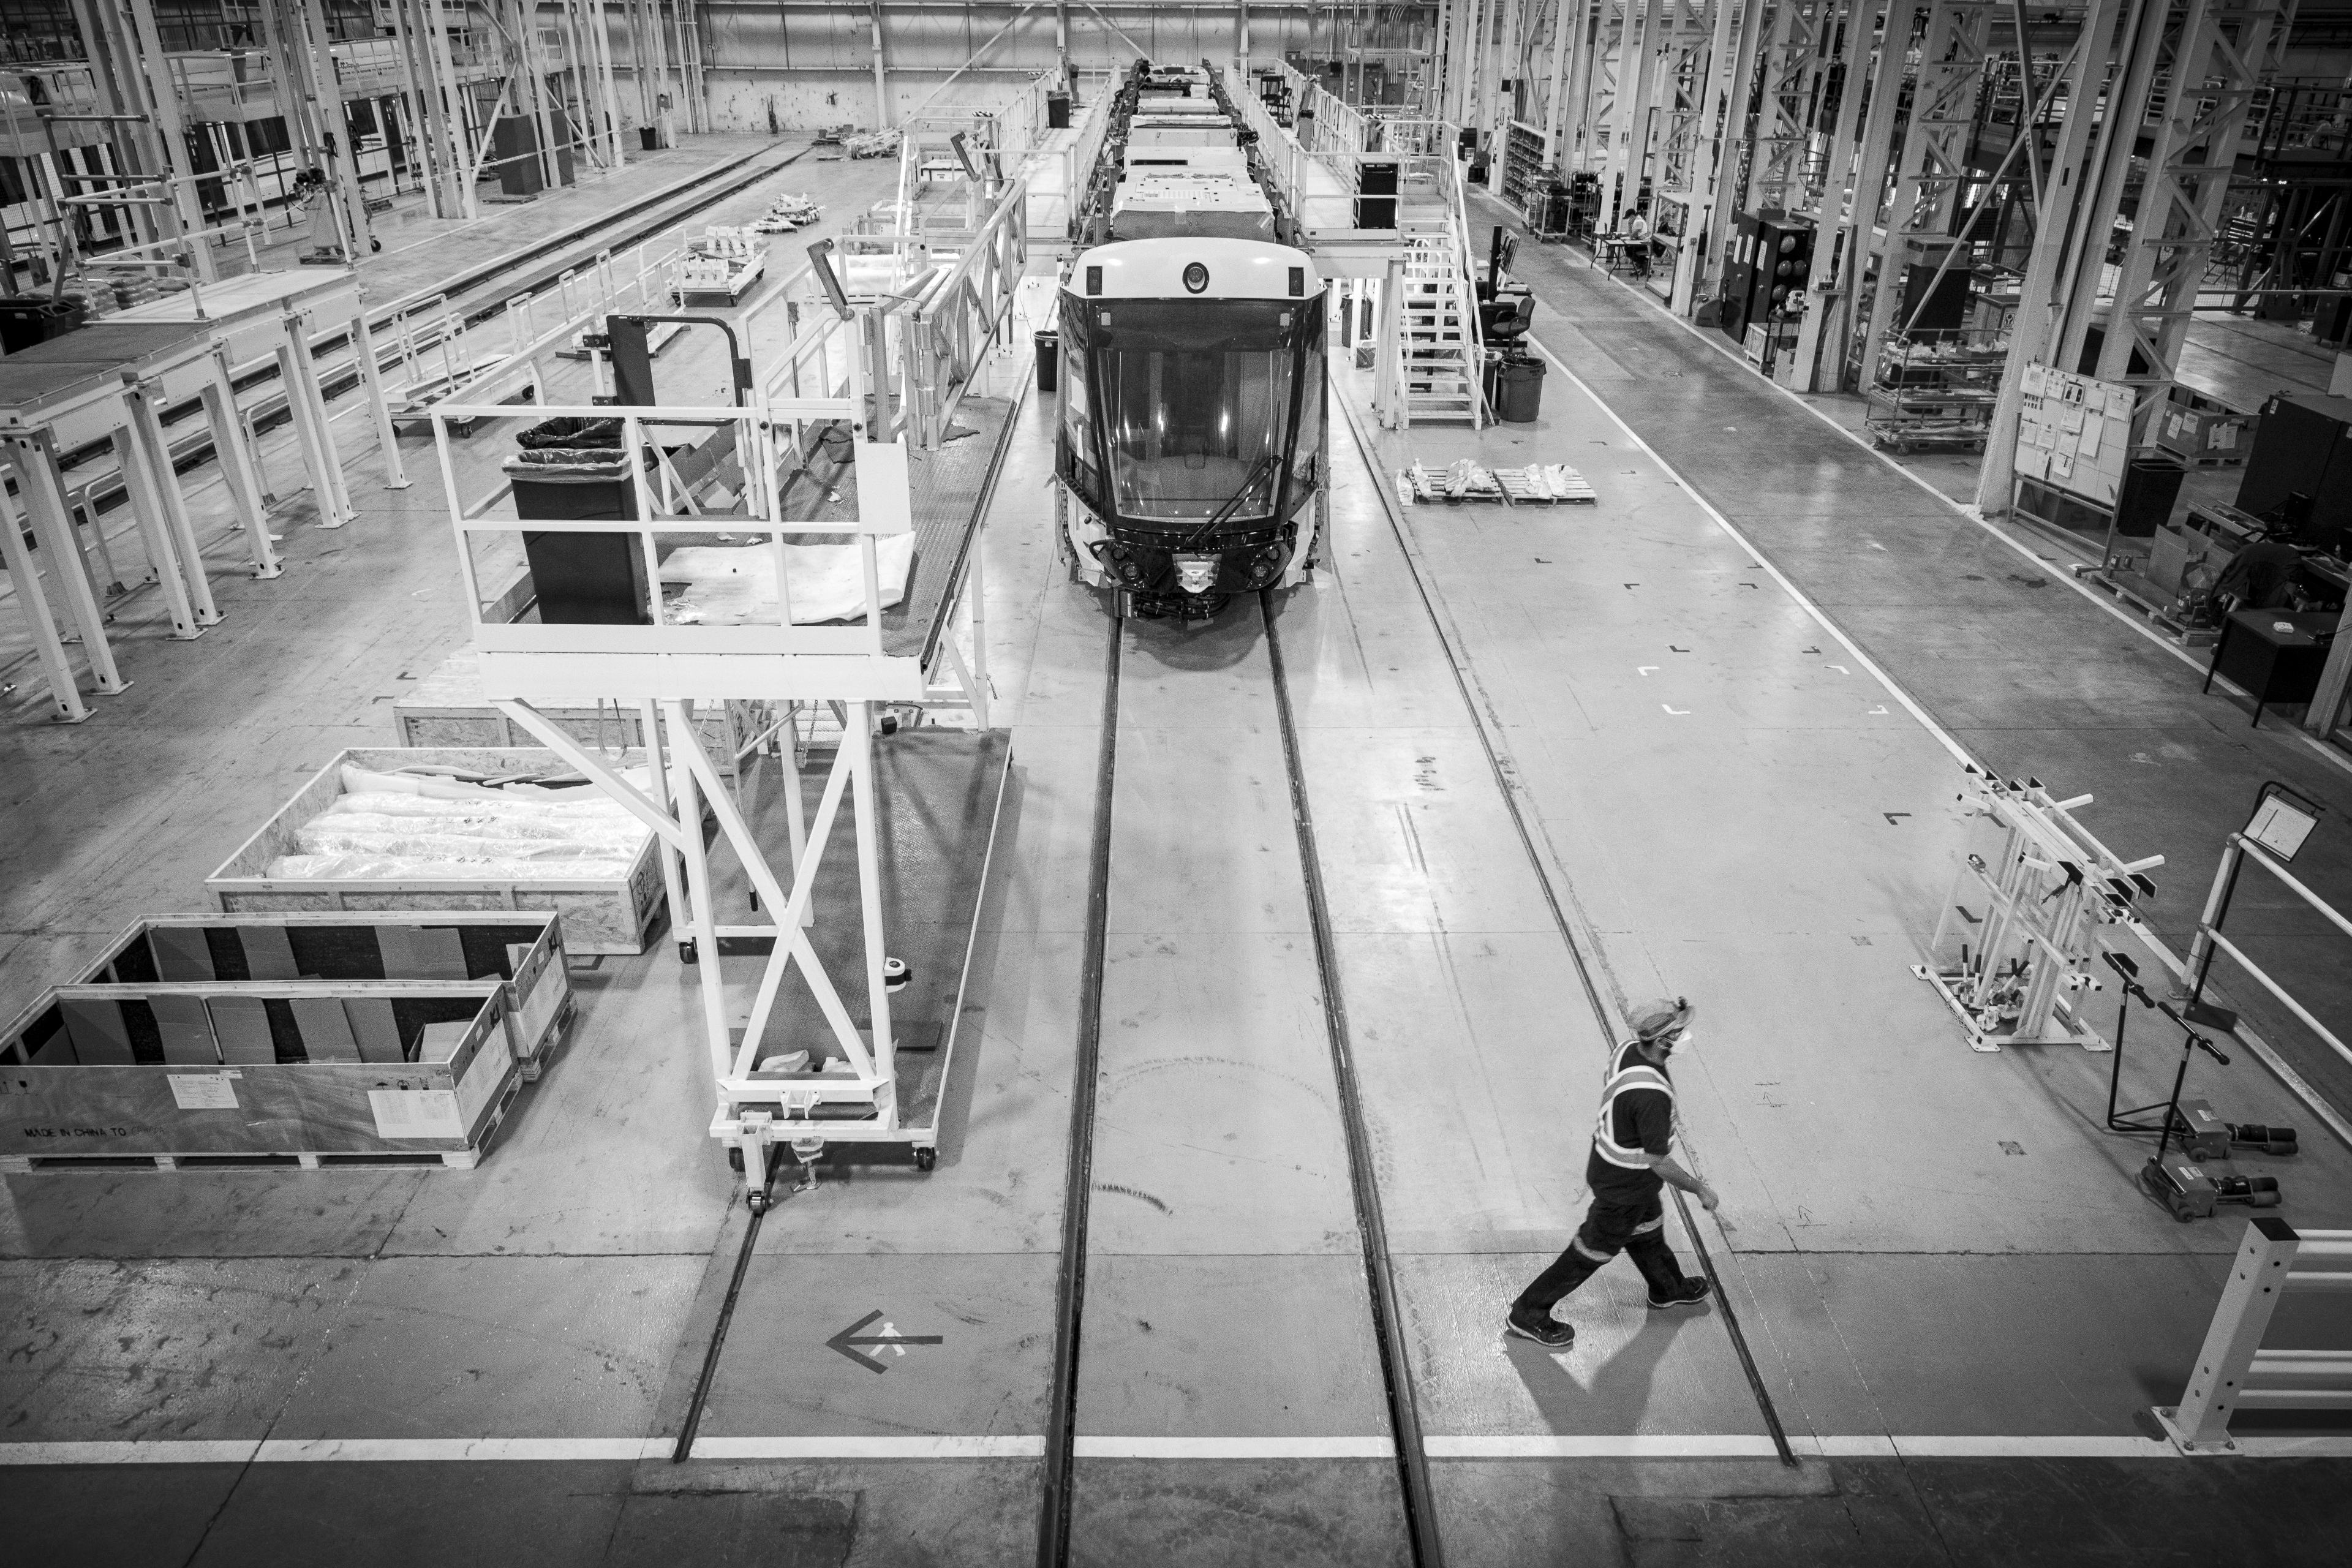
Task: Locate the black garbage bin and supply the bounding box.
[1035,329,1059,393]
[1047,92,1072,129]
[0,297,87,354]
[508,419,650,625]
[1492,355,1545,424]
[1356,160,1398,230]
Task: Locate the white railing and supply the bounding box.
[2184,804,2352,1074]
[2157,1220,2352,1452]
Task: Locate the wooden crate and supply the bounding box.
[205,747,666,956]
[2154,388,2257,466]
[391,647,767,780]
[74,913,576,1080]
[394,647,653,750]
[0,980,518,1169]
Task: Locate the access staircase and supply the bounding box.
[1396,219,1483,425]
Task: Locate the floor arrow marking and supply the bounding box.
[826,1310,944,1374]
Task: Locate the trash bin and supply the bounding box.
[508,422,649,624]
[0,297,87,355]
[1491,355,1545,424]
[1047,92,1072,129]
[1356,160,1397,230]
[1035,329,1059,393]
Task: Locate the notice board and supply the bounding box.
[2013,362,2135,508]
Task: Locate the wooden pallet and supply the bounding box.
[0,1074,524,1175]
[1397,459,1596,506]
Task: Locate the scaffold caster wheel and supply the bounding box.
[679,938,698,964]
[914,1145,937,1172]
[746,1188,768,1215]
[727,1146,744,1172]
[371,238,382,253]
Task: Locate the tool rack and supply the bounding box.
[1913,766,2167,1052]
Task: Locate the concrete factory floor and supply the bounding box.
[2,151,2350,1567]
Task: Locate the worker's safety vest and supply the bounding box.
[1592,1049,1675,1170]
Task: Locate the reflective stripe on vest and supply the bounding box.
[1592,1055,1675,1170]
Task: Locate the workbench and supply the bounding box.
[2204,608,2342,725]
[0,268,378,723]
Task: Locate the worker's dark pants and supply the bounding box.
[1514,1189,1686,1313]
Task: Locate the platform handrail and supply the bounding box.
[2184,826,2352,1073]
[2158,1219,2352,1451]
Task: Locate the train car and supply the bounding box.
[1053,67,1328,620]
[1054,240,1328,620]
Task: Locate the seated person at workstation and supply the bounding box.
[1622,207,1653,279]
[2214,529,2311,611]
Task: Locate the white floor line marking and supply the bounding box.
[1072,1437,1397,1460]
[1545,239,2352,783]
[1429,1436,1782,1459]
[691,1436,1046,1460]
[256,1438,668,1463]
[1525,329,2352,1152]
[10,1432,2346,1463]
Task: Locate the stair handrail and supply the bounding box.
[1437,135,1489,428]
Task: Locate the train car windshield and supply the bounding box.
[1089,301,1303,522]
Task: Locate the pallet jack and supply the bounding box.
[2101,951,2297,1220]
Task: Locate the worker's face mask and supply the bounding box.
[1657,1029,1693,1055]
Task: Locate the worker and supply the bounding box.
[2213,530,2306,611]
[1506,997,1716,1348]
[1623,207,1653,279]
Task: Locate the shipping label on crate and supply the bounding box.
[167,1073,240,1111]
[369,1087,465,1140]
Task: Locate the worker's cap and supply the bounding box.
[1629,997,1694,1041]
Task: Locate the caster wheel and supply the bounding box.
[727,1147,744,1172]
[747,1190,767,1214]
[679,938,698,965]
[371,238,383,253]
[914,1146,937,1172]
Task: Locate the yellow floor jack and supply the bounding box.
[2101,952,2297,1221]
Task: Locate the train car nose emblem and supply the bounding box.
[1174,556,1218,594]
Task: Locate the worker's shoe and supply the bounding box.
[1647,1276,1712,1310]
[1504,1307,1575,1348]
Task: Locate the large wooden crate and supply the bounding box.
[0,980,518,1170]
[391,647,771,779]
[205,747,666,956]
[393,647,653,750]
[74,913,576,1080]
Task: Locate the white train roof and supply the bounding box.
[1065,239,1322,301]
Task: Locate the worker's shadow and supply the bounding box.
[1501,1286,1704,1430]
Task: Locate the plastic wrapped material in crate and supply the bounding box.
[208,749,668,956]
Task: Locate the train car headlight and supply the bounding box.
[1182,262,1209,294]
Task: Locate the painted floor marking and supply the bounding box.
[6,1433,2348,1464]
